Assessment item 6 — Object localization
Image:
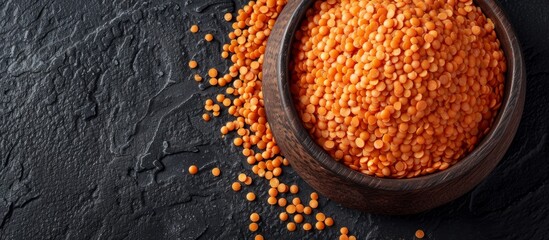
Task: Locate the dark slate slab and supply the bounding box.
[0,0,547,239]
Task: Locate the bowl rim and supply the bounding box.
[270,0,525,191]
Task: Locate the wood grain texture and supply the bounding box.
[263,0,526,215]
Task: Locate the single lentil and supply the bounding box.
[286,204,296,214]
[279,212,289,221]
[315,212,326,222]
[309,199,319,209]
[238,173,247,182]
[208,68,218,78]
[202,113,210,122]
[290,185,299,194]
[250,212,260,222]
[231,182,241,192]
[415,229,425,239]
[249,222,259,232]
[278,198,287,207]
[246,192,256,201]
[224,12,233,22]
[205,33,214,42]
[287,222,297,232]
[188,60,197,69]
[267,196,277,205]
[188,165,198,175]
[190,25,199,33]
[244,176,253,185]
[211,167,221,176]
[294,214,304,223]
[325,217,334,226]
[315,221,325,230]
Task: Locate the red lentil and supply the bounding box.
[415,229,425,239]
[224,13,233,22]
[287,222,296,232]
[190,25,199,33]
[246,192,256,201]
[279,212,289,221]
[231,182,241,192]
[188,60,197,69]
[211,167,221,176]
[249,222,259,232]
[250,212,260,222]
[188,165,198,175]
[205,33,214,42]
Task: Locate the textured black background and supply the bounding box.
[0,0,548,239]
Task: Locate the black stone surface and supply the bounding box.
[0,0,548,239]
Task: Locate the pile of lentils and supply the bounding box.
[290,0,505,178]
[191,0,363,239]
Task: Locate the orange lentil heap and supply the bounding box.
[195,0,359,234]
[290,0,506,178]
[218,0,288,175]
[196,0,371,236]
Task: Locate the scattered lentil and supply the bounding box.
[294,214,304,223]
[290,185,299,194]
[205,33,214,42]
[309,199,319,209]
[325,217,334,226]
[315,212,326,222]
[415,229,425,239]
[278,198,287,207]
[250,212,260,222]
[303,206,312,215]
[315,221,325,230]
[231,182,241,192]
[188,165,198,175]
[279,212,289,221]
[211,167,221,176]
[287,222,297,232]
[224,12,233,22]
[244,176,253,185]
[267,196,277,205]
[246,192,256,201]
[190,25,199,33]
[188,60,197,69]
[286,204,296,214]
[249,222,259,232]
[238,173,247,182]
[208,68,218,78]
[202,113,210,122]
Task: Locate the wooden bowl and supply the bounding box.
[263,0,526,215]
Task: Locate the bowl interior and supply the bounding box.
[276,0,524,190]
